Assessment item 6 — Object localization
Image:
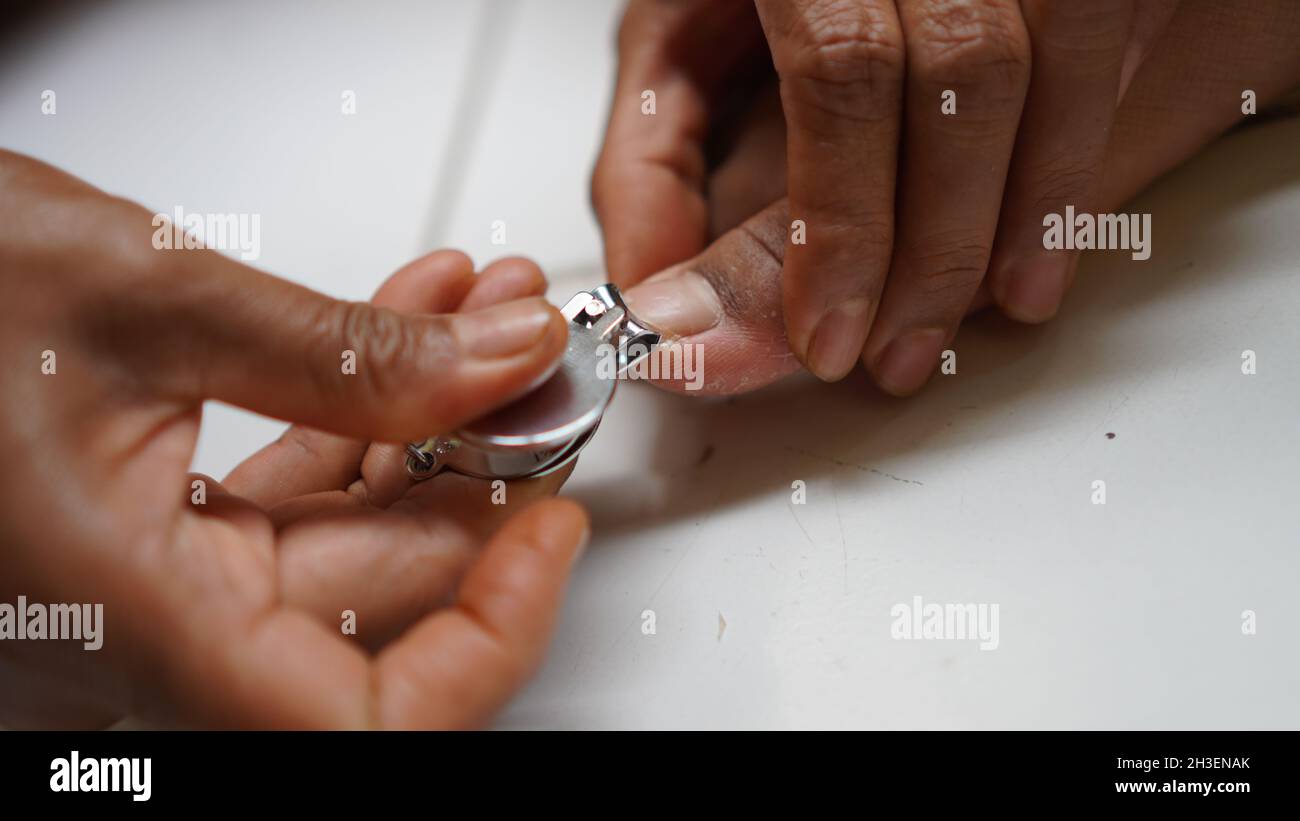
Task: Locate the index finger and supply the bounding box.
[593,0,765,287]
[754,0,906,381]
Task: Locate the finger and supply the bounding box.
[353,440,414,509]
[222,250,478,506]
[358,257,551,508]
[624,199,799,395]
[592,0,764,286]
[698,82,999,317]
[217,251,546,512]
[754,0,905,381]
[986,0,1134,324]
[458,256,548,312]
[377,249,477,313]
[625,196,1004,396]
[265,489,365,529]
[861,0,1031,396]
[222,425,368,511]
[185,472,265,524]
[93,210,568,443]
[373,498,589,729]
[273,466,573,649]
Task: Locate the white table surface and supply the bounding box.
[2,0,1296,730]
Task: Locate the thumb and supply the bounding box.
[622,199,798,395]
[95,241,567,443]
[623,198,994,396]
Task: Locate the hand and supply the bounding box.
[595,0,1300,396]
[0,150,588,729]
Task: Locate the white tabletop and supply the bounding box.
[3,0,1296,729]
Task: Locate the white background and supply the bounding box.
[1,0,1296,729]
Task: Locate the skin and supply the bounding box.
[597,0,1300,396]
[0,150,588,729]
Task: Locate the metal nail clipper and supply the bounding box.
[404,283,661,481]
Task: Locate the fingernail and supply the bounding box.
[453,297,556,359]
[873,328,946,396]
[623,271,722,338]
[806,298,871,381]
[999,255,1068,323]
